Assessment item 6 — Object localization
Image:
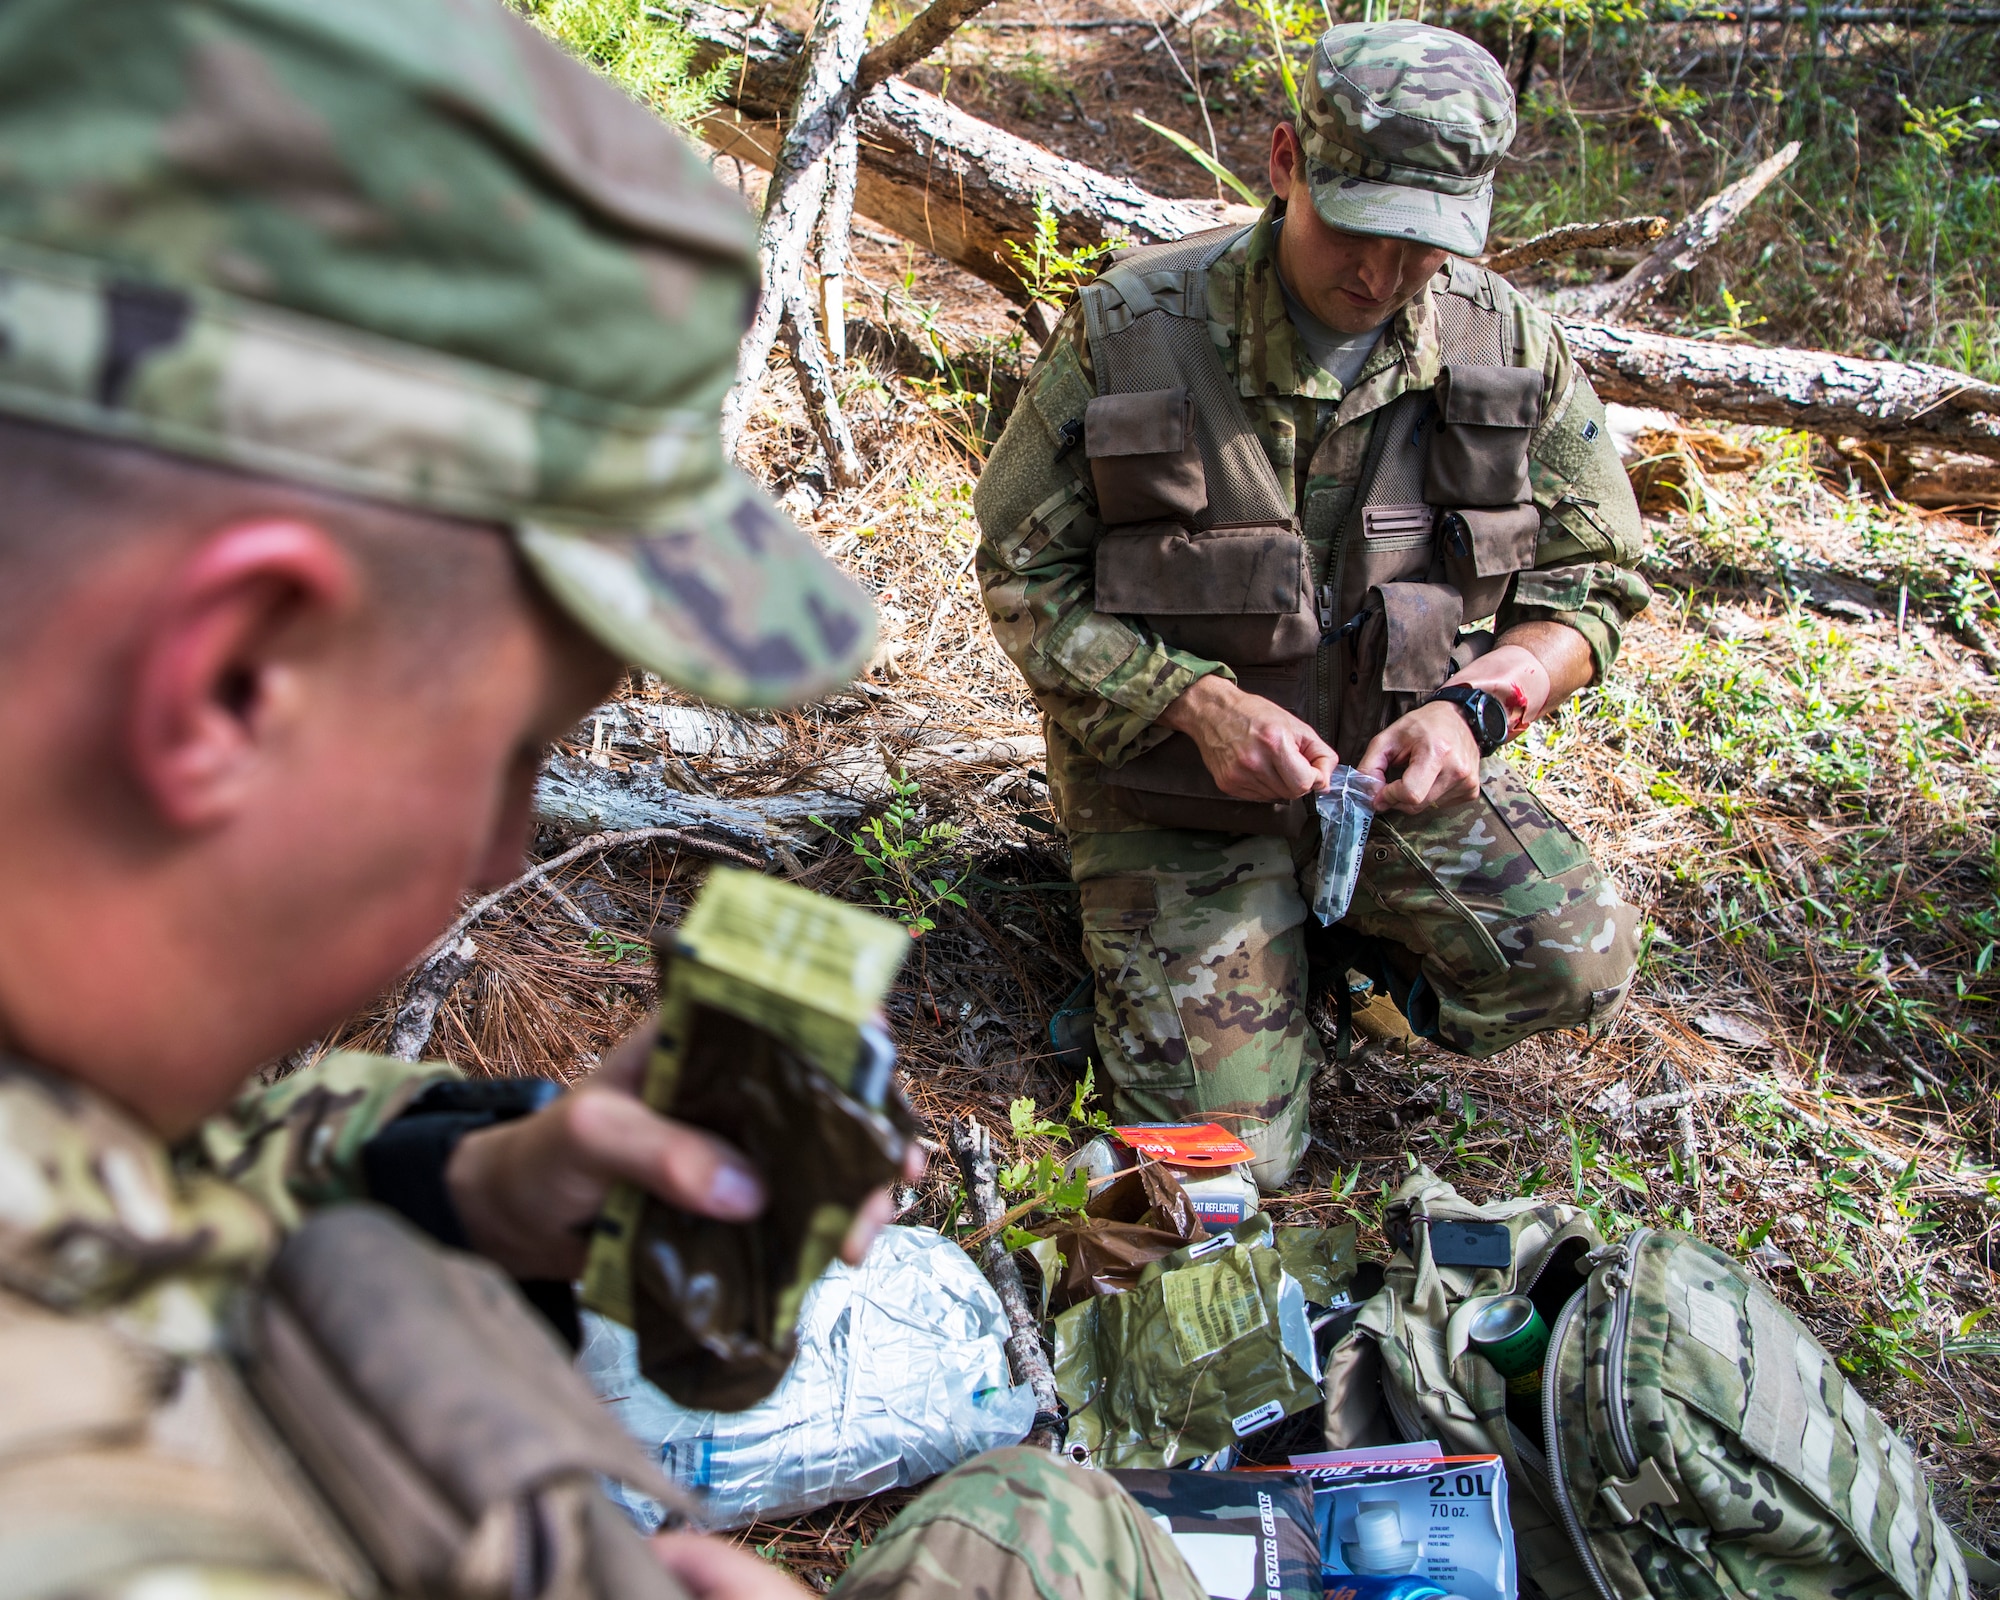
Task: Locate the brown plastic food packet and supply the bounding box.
[582,871,916,1411]
[1038,1163,1207,1311]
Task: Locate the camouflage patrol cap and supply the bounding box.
[1297,22,1515,257]
[0,0,874,709]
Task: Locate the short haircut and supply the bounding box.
[0,415,522,680]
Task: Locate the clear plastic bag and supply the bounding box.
[1311,767,1386,927]
[579,1226,1037,1531]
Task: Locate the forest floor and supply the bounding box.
[322,0,2000,1578]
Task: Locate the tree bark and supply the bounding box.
[679,4,2000,457]
[816,118,860,361]
[1558,321,2000,459]
[719,0,874,456]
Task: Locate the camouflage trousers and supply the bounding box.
[836,1447,1203,1600]
[1070,760,1640,1188]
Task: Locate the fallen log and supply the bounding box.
[1558,322,2000,459]
[679,4,2000,458]
[681,1,1237,299]
[536,751,865,854]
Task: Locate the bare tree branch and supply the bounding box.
[856,0,1005,91]
[947,1116,1064,1451]
[1584,141,1801,319]
[1483,215,1669,276]
[720,0,873,455]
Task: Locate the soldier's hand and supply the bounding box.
[444,1022,920,1281]
[1358,701,1481,814]
[651,1532,815,1600]
[1159,674,1335,802]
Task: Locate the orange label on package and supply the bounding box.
[1113,1123,1255,1168]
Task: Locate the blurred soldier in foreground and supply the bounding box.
[975,23,1649,1187]
[0,2,1204,1596]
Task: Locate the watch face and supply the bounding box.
[1470,691,1508,748]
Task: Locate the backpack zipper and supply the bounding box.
[1599,1230,1649,1480]
[1542,1292,1618,1600]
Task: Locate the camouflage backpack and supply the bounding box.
[1322,1174,1991,1600]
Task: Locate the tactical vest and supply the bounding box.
[1077,228,1546,837]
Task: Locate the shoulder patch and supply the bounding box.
[1029,338,1094,446]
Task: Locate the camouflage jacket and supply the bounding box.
[0,1050,454,1596]
[974,201,1650,832]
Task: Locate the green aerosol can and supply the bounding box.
[1468,1294,1550,1436]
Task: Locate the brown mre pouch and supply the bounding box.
[1086,387,1207,525]
[237,1204,694,1600]
[1037,1164,1207,1312]
[1423,364,1542,508]
[1094,520,1315,665]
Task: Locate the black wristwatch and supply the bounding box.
[1426,684,1509,757]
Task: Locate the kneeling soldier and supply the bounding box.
[976,23,1649,1187]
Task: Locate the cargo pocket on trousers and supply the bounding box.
[1361,819,1509,990]
[1078,875,1197,1091]
[1485,769,1594,880]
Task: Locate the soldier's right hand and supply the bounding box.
[1158,674,1335,801]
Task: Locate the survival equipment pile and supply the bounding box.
[1041,1168,1992,1600]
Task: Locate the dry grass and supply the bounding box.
[310,237,2000,1577]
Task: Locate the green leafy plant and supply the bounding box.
[585,928,651,965]
[813,769,967,936]
[509,0,729,128]
[988,1066,1115,1251]
[1005,192,1120,304]
[1132,115,1262,207]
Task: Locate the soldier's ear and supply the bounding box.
[125,519,362,830]
[1269,121,1303,203]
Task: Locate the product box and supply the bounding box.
[1113,1124,1259,1226]
[1290,1455,1515,1600]
[1111,1469,1321,1600]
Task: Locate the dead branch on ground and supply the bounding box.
[1483,215,1669,276]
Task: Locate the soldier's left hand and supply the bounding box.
[444,1020,920,1281]
[1357,701,1482,814]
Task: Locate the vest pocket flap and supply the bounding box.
[1086,386,1189,456]
[1446,504,1542,577]
[1095,523,1305,615]
[1426,367,1541,509]
[1375,582,1463,695]
[1437,365,1543,429]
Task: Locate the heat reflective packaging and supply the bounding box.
[1311,768,1386,926]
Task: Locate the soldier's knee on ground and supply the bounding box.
[1431,863,1641,1057]
[1341,764,1640,1060]
[1068,831,1319,1191]
[834,1446,1204,1600]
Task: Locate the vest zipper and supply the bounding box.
[1542,1291,1618,1600]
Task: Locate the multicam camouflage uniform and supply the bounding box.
[0,0,1203,1594]
[0,1053,1203,1599]
[975,26,1650,1185]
